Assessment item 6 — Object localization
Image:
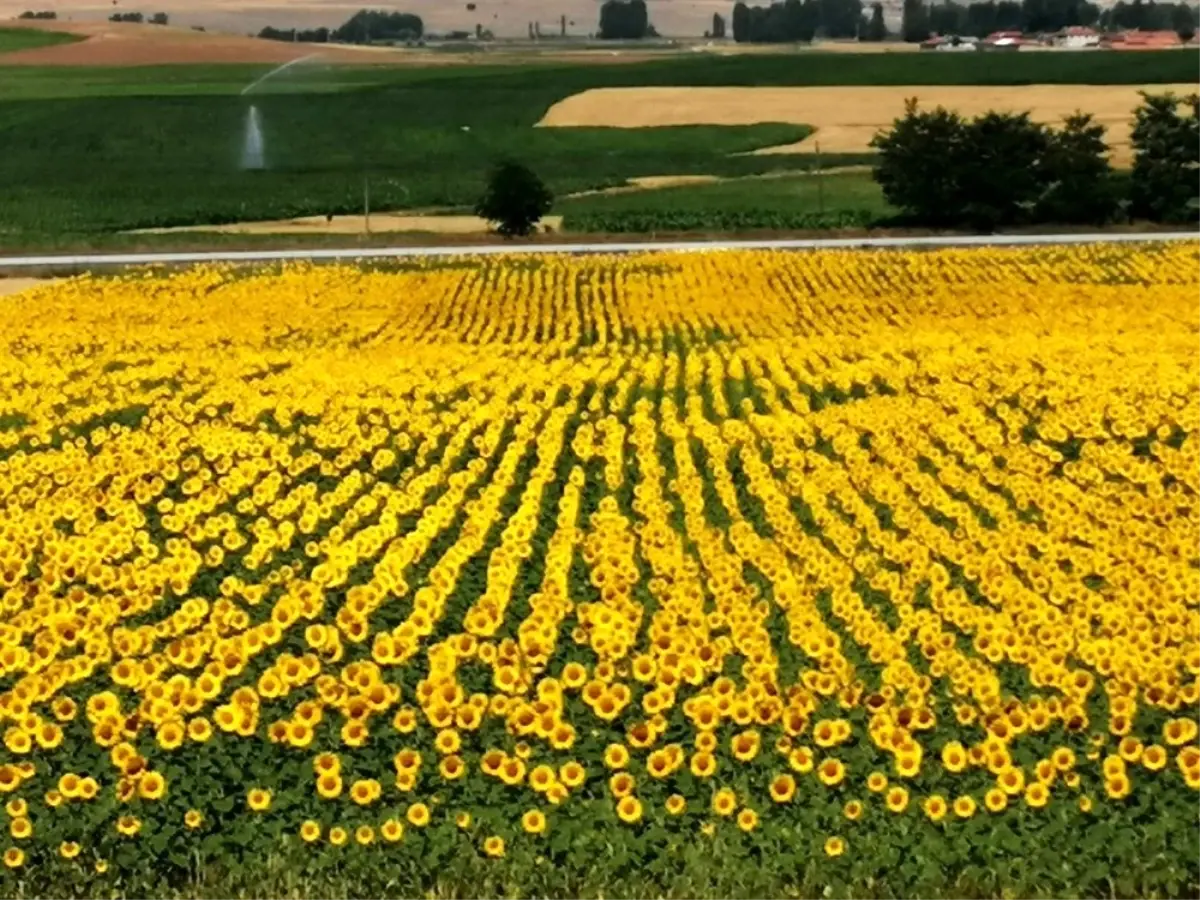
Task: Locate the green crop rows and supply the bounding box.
[0,50,1193,244]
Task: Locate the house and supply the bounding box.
[1054,26,1100,48]
[919,34,978,51]
[1101,30,1183,50]
[980,30,1028,50]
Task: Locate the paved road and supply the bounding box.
[0,231,1195,269]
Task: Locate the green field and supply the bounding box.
[0,26,80,55]
[0,50,1193,245]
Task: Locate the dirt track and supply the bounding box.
[539,85,1197,165]
[131,213,564,236]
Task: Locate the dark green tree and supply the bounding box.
[870,99,970,226]
[1129,91,1200,222]
[864,2,889,39]
[1172,2,1196,40]
[1036,112,1119,224]
[901,0,931,40]
[732,1,752,40]
[475,161,554,238]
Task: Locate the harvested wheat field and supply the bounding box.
[539,85,1197,165]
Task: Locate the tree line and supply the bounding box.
[731,0,865,42]
[106,12,169,25]
[871,91,1198,228]
[901,0,1197,42]
[259,9,424,44]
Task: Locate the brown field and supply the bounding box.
[539,84,1197,165]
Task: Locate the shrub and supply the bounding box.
[869,99,970,228]
[475,161,554,238]
[1036,112,1120,225]
[872,99,1119,230]
[1129,91,1199,223]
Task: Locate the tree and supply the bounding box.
[956,111,1051,230]
[149,12,169,25]
[712,12,728,37]
[475,161,554,238]
[1129,91,1200,222]
[871,99,1066,229]
[901,0,931,41]
[1172,2,1196,40]
[733,1,752,40]
[598,0,652,38]
[864,3,888,39]
[331,10,424,43]
[870,99,970,226]
[1036,112,1119,224]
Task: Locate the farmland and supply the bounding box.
[0,48,1194,246]
[0,242,1197,898]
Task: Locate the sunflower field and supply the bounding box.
[0,243,1197,899]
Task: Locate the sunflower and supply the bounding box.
[666,794,687,816]
[769,773,796,803]
[247,788,272,812]
[824,836,845,858]
[300,820,322,843]
[736,808,759,832]
[184,809,204,829]
[818,758,845,787]
[712,788,737,817]
[329,826,348,846]
[984,788,1008,813]
[885,786,909,814]
[521,809,547,835]
[953,795,977,818]
[484,835,506,858]
[844,800,864,821]
[615,795,643,824]
[407,802,431,827]
[922,794,947,822]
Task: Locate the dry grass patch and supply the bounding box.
[129,213,563,236]
[539,84,1197,165]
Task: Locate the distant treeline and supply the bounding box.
[16,10,56,19]
[901,0,1197,41]
[731,0,864,42]
[259,9,424,45]
[598,0,658,39]
[106,12,169,25]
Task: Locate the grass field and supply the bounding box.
[0,26,80,55]
[0,50,1194,245]
[0,242,1196,899]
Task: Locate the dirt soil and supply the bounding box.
[539,84,1197,165]
[131,213,564,236]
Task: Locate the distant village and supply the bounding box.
[920,25,1192,49]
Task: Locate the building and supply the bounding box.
[979,30,1028,50]
[1054,26,1101,48]
[1101,30,1184,49]
[919,34,979,51]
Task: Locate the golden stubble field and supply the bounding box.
[538,84,1199,164]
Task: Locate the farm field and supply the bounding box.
[0,26,80,54]
[538,84,1198,165]
[0,243,1197,899]
[0,49,1193,246]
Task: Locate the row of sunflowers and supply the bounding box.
[0,243,1195,896]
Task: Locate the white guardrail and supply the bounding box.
[0,231,1196,269]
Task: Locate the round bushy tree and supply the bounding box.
[475,161,554,238]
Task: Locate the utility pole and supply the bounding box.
[815,141,824,216]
